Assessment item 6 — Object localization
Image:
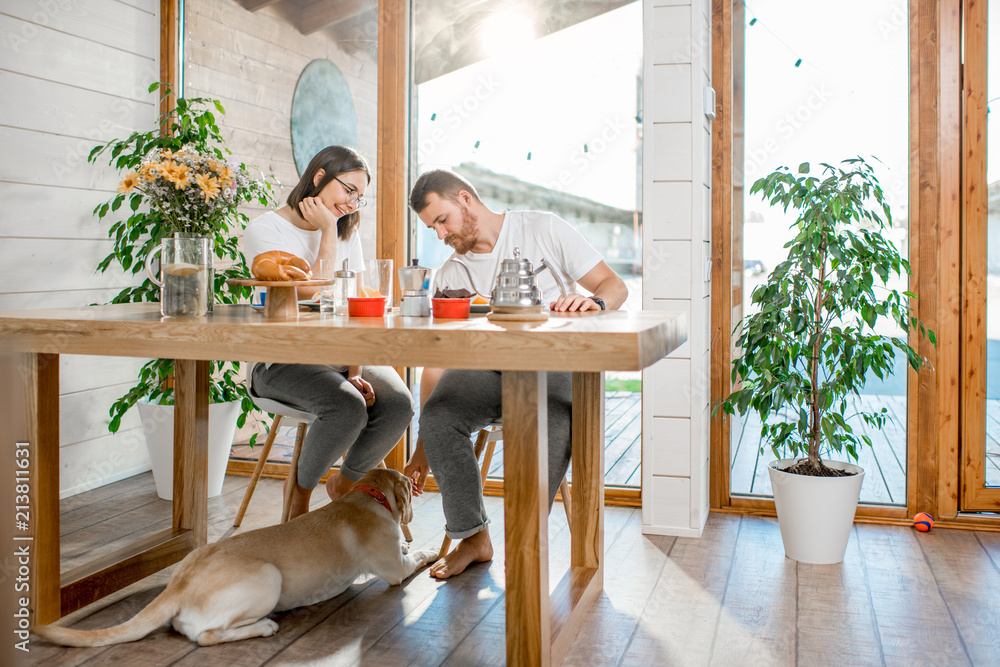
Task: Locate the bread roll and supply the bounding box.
[251,250,312,281]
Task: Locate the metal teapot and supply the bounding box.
[489,247,567,308]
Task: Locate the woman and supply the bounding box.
[243,146,413,520]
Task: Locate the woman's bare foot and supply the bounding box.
[429,528,493,579]
[325,471,355,501]
[284,477,313,521]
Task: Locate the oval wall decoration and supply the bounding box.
[290,59,358,176]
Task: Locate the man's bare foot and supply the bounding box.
[325,471,355,502]
[284,477,312,521]
[429,528,493,579]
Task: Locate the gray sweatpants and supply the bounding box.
[419,370,573,539]
[251,364,413,487]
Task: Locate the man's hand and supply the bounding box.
[404,441,431,496]
[347,370,375,407]
[549,293,602,312]
[298,196,339,233]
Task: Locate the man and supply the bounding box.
[404,169,628,579]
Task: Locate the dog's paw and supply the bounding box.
[261,619,279,637]
[401,542,410,555]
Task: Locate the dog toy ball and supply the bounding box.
[913,512,934,532]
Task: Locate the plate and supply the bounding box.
[470,304,491,313]
[298,300,320,310]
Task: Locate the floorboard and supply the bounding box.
[23,473,1000,666]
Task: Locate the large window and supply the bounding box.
[409,1,643,489]
[730,1,910,504]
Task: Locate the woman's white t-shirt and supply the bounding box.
[431,210,602,302]
[243,210,364,271]
[242,210,365,373]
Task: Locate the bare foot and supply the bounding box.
[325,472,355,502]
[429,529,493,579]
[284,477,312,521]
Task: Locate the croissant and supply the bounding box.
[251,250,312,281]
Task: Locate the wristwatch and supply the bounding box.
[590,296,606,310]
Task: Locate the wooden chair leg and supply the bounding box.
[560,477,572,526]
[281,422,308,523]
[233,414,282,527]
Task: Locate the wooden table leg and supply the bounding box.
[549,372,606,664]
[17,353,61,624]
[173,359,209,546]
[502,371,550,667]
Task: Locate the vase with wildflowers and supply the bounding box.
[90,82,274,442]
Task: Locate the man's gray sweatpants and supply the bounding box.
[419,369,573,539]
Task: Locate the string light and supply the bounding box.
[744,1,815,71]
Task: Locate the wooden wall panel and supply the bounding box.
[709,0,734,508]
[909,0,962,520]
[0,0,161,497]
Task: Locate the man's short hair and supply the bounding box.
[409,169,481,213]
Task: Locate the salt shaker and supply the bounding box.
[333,259,356,316]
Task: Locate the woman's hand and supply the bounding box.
[404,441,431,496]
[298,196,339,233]
[347,367,375,407]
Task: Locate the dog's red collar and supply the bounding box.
[354,484,392,514]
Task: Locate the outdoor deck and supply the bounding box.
[232,392,1000,501]
[732,394,1000,504]
[231,390,644,488]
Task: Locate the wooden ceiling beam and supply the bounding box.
[299,0,370,36]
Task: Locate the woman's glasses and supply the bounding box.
[333,175,367,208]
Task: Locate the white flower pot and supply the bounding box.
[137,399,241,500]
[767,458,865,564]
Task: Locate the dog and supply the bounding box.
[34,468,438,647]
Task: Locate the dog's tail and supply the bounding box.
[34,588,179,647]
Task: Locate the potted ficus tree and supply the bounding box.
[716,158,935,564]
[90,82,275,499]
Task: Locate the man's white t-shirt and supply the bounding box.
[431,210,603,303]
[242,210,365,373]
[243,210,365,272]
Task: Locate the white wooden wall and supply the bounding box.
[641,0,713,536]
[184,0,380,259]
[0,0,160,497]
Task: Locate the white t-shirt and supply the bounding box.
[242,210,365,373]
[431,210,603,303]
[243,210,365,272]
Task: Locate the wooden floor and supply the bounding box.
[25,471,1000,666]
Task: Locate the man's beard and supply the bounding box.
[444,205,479,254]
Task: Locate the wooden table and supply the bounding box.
[0,303,685,666]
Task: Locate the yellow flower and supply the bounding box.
[195,173,221,202]
[162,161,191,189]
[139,163,159,181]
[118,172,140,193]
[211,161,234,186]
[160,149,175,160]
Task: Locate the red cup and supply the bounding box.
[348,296,387,317]
[432,297,471,319]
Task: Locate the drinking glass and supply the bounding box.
[317,259,339,313]
[363,259,394,312]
